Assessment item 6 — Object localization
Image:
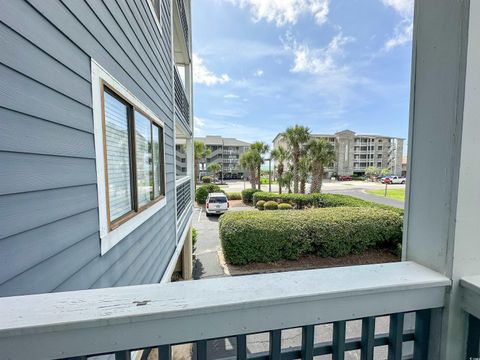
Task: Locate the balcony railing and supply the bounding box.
[176,177,191,219]
[0,262,450,360]
[176,0,189,51]
[461,275,480,358]
[174,66,190,127]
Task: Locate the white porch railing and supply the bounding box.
[461,275,480,357]
[0,262,450,360]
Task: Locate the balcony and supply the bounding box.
[176,176,191,221]
[173,0,190,62]
[174,66,190,128]
[0,262,461,360]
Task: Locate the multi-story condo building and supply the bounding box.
[273,129,404,177]
[195,136,251,179]
[0,0,194,296]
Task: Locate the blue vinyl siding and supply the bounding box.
[0,0,180,297]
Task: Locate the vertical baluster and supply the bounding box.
[196,340,207,360]
[140,348,153,360]
[301,325,314,360]
[361,317,375,360]
[158,345,171,360]
[467,314,480,358]
[115,351,131,360]
[413,310,431,360]
[332,321,346,360]
[236,334,247,360]
[269,330,282,360]
[388,313,404,360]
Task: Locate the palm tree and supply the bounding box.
[280,125,310,193]
[207,162,221,181]
[240,149,260,189]
[194,141,211,184]
[306,138,336,193]
[298,155,311,194]
[282,171,294,194]
[250,141,270,189]
[271,146,289,194]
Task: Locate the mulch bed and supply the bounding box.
[227,248,400,276]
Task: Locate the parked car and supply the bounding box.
[337,175,353,181]
[382,176,406,184]
[205,193,229,216]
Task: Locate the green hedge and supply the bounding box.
[241,189,263,205]
[264,201,278,210]
[220,207,403,265]
[256,200,265,210]
[278,203,293,210]
[252,192,403,215]
[195,184,225,204]
[202,176,212,183]
[226,192,242,200]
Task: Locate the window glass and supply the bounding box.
[135,111,153,207]
[104,91,132,222]
[152,124,164,198]
[176,141,188,179]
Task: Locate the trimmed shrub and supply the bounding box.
[192,228,198,248]
[278,203,293,210]
[195,184,224,204]
[256,200,266,210]
[226,192,242,200]
[264,201,279,210]
[252,192,404,216]
[220,207,403,265]
[202,176,212,183]
[241,188,263,205]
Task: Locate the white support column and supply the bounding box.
[404,0,479,358]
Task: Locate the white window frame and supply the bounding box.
[91,59,167,256]
[147,0,163,36]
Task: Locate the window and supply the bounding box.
[378,146,383,151]
[103,89,165,228]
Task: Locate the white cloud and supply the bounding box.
[224,93,240,98]
[381,0,413,51]
[193,53,231,86]
[254,69,264,77]
[226,0,329,27]
[286,32,354,77]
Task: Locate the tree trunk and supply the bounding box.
[257,165,261,191]
[194,159,199,185]
[293,147,299,193]
[318,164,324,192]
[250,168,256,189]
[310,161,321,193]
[300,177,306,194]
[278,163,283,194]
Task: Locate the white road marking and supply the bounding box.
[197,207,203,223]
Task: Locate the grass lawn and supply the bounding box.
[367,188,405,201]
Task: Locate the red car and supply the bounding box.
[337,175,352,181]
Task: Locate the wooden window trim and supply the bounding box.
[101,81,166,232]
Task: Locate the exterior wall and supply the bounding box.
[0,0,189,296]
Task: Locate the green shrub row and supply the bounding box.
[264,201,278,210]
[220,207,403,265]
[202,176,212,183]
[241,189,263,205]
[195,184,225,204]
[252,192,403,216]
[226,192,242,200]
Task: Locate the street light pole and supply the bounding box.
[268,158,272,193]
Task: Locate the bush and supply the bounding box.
[252,192,404,216]
[226,192,242,200]
[195,184,224,204]
[241,188,263,205]
[264,201,278,210]
[192,228,198,248]
[202,176,212,183]
[256,200,266,210]
[220,207,403,265]
[278,203,293,210]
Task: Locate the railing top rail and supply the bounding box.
[461,275,480,319]
[0,262,449,359]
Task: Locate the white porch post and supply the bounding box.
[404,0,480,358]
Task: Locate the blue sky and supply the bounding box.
[192,0,413,145]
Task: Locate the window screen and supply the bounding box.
[104,91,133,222]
